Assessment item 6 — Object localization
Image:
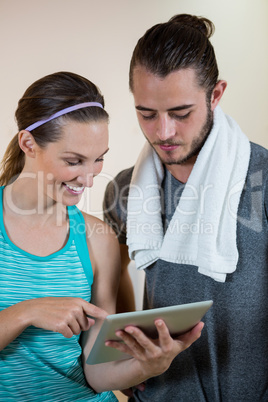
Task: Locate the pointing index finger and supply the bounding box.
[83,302,108,320]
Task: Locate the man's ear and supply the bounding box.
[18,130,37,158]
[210,80,227,111]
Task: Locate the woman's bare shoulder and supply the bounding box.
[81,211,121,291]
[81,211,119,251]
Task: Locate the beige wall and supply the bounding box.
[1,0,267,217]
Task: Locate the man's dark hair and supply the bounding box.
[129,14,219,99]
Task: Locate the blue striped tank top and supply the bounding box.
[0,186,117,401]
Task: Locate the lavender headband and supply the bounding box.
[25,102,104,132]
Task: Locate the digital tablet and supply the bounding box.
[86,300,213,365]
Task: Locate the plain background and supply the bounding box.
[1,0,267,218]
[1,2,267,400]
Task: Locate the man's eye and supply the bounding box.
[95,157,104,163]
[172,112,191,120]
[141,113,156,120]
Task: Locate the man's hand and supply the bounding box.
[105,320,204,378]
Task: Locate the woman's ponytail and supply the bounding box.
[0,134,24,186]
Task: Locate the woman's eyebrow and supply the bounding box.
[61,151,87,159]
[61,148,109,159]
[98,148,110,157]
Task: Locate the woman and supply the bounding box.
[0,71,203,401]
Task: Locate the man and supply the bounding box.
[103,14,268,401]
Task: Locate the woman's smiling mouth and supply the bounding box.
[63,183,85,195]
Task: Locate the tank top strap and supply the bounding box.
[67,205,93,288]
[0,186,4,218]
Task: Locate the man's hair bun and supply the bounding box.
[169,14,215,39]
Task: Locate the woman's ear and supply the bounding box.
[210,80,227,111]
[18,130,36,158]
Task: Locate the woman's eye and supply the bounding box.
[66,160,80,166]
[95,157,104,163]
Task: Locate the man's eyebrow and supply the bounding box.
[135,104,194,112]
[167,104,194,112]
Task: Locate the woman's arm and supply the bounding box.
[0,296,107,352]
[116,244,135,313]
[82,215,204,393]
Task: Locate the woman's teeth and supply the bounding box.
[65,183,84,193]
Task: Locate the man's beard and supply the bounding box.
[149,106,214,166]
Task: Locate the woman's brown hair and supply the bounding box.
[0,71,109,186]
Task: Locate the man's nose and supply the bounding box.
[157,115,176,141]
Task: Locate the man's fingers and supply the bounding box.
[123,326,156,355]
[121,388,134,397]
[117,329,146,357]
[105,329,143,358]
[175,321,204,350]
[192,321,205,335]
[154,319,173,348]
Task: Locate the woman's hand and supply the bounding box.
[105,320,204,378]
[0,296,108,351]
[24,297,108,337]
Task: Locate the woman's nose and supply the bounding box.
[77,170,94,188]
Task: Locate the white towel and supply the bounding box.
[126,106,250,282]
